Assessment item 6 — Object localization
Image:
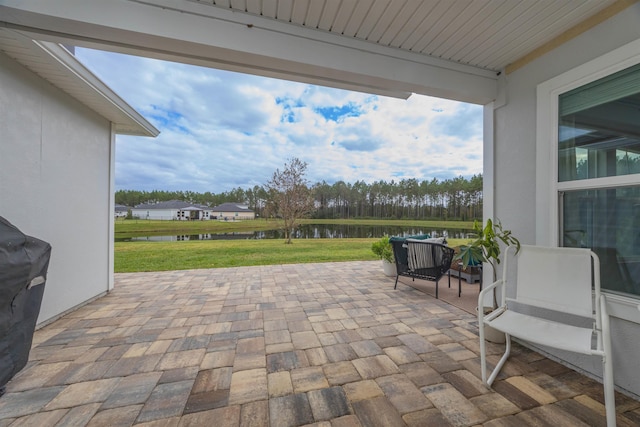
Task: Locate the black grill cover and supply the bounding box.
[0,216,51,389]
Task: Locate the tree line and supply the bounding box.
[115,174,482,221]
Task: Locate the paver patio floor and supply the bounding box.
[1,261,639,426]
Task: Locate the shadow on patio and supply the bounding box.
[0,261,638,426]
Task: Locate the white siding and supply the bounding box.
[214,211,255,220]
[0,51,112,324]
[131,208,179,220]
[494,3,640,397]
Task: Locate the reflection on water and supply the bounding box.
[116,224,472,242]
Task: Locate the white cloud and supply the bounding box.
[76,48,483,193]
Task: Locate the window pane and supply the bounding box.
[561,186,640,296]
[558,63,640,182]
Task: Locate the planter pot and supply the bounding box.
[382,260,397,277]
[477,307,506,344]
[483,323,506,344]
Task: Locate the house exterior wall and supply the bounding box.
[183,209,204,220]
[131,208,178,220]
[494,3,640,397]
[0,51,113,324]
[213,211,255,220]
[130,208,206,220]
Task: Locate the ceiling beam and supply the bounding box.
[506,0,639,74]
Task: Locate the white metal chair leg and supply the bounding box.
[479,322,487,383]
[601,297,616,427]
[479,320,512,387]
[486,333,511,386]
[603,354,616,427]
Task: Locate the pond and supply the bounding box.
[116,224,474,242]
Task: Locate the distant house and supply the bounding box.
[210,203,255,221]
[114,204,129,218]
[131,200,207,221]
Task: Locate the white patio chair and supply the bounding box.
[478,245,616,426]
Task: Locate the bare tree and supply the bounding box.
[265,158,314,244]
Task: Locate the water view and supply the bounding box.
[116,224,474,242]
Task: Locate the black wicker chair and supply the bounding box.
[390,239,454,299]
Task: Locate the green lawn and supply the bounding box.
[114,237,472,273]
[115,238,378,272]
[114,218,475,273]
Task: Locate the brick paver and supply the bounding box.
[0,261,638,426]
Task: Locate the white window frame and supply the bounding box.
[536,38,640,323]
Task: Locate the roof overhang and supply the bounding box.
[0,27,159,137]
[0,0,498,104]
[0,0,635,105]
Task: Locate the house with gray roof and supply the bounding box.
[114,204,129,218]
[209,203,255,221]
[131,200,207,220]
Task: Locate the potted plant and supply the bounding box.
[371,235,396,276]
[455,219,520,342]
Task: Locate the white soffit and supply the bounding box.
[0,28,159,137]
[0,0,630,104]
[189,0,621,72]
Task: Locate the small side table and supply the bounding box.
[456,262,483,297]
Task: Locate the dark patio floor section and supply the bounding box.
[1,261,639,426]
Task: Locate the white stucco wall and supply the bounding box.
[213,211,255,220]
[131,208,178,220]
[0,51,112,324]
[494,3,640,397]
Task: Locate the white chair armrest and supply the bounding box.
[478,279,503,310]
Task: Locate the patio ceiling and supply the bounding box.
[191,0,621,73]
[0,0,633,103]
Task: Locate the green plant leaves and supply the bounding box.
[371,235,394,263]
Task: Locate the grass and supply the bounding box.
[114,218,475,273]
[115,238,377,272]
[114,237,473,273]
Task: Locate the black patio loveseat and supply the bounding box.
[390,237,455,299]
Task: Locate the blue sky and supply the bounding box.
[75,48,483,194]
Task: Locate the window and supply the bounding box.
[558,63,640,182]
[561,186,640,295]
[558,63,640,297]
